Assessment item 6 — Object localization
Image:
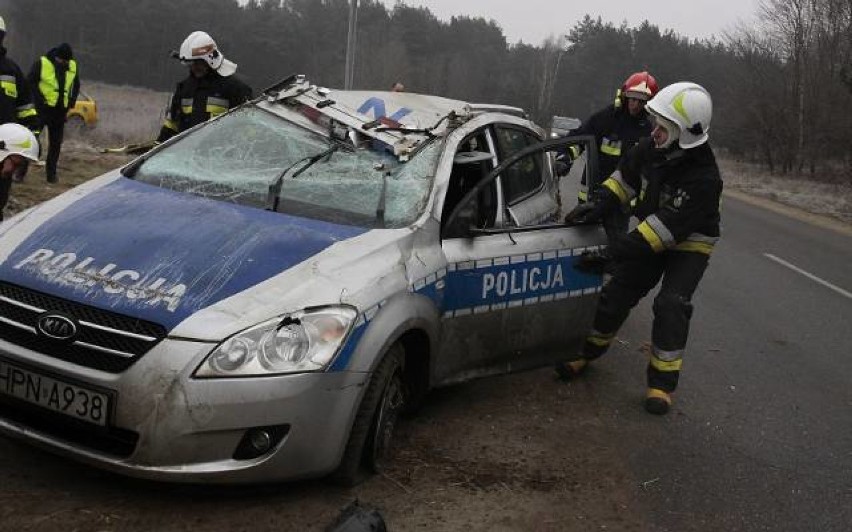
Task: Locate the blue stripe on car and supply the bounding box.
[408,253,602,315]
[332,253,602,371]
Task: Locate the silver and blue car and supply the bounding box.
[0,76,606,483]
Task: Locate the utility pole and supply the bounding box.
[344,0,359,90]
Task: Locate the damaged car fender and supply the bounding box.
[339,290,441,375]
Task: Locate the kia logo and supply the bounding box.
[36,314,78,341]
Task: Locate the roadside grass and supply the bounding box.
[6,82,164,217]
[6,153,132,218]
[718,159,852,224]
[64,81,169,149]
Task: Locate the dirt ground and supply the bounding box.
[5,145,131,218]
[1,365,653,532]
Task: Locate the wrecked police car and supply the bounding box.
[0,76,606,484]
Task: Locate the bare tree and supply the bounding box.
[729,0,852,178]
[534,35,567,124]
[758,0,818,171]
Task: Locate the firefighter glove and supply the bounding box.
[564,201,604,225]
[575,249,611,275]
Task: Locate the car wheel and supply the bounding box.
[332,343,406,486]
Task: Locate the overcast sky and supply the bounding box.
[379,0,759,44]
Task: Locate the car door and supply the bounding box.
[435,125,514,384]
[439,135,608,381]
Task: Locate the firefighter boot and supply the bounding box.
[644,388,672,415]
[555,358,589,381]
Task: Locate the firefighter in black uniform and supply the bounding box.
[571,71,658,239]
[157,31,252,142]
[0,16,40,215]
[0,17,40,136]
[558,82,722,415]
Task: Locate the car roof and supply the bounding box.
[332,91,527,130]
[265,76,528,129]
[262,76,535,160]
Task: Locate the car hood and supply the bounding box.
[0,178,369,331]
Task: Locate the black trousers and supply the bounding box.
[42,111,66,181]
[581,250,709,393]
[0,175,11,221]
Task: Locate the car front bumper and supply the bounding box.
[0,336,369,483]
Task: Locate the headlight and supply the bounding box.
[194,306,357,378]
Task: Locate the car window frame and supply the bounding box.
[492,124,546,207]
[440,126,503,238]
[444,135,599,237]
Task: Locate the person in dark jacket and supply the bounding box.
[157,31,252,142]
[557,82,721,416]
[0,17,40,135]
[28,42,79,183]
[571,71,658,239]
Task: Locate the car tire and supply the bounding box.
[332,343,406,486]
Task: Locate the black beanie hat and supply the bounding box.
[56,43,73,60]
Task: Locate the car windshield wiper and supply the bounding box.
[267,143,342,212]
[121,155,148,178]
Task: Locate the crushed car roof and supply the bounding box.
[332,91,527,129]
[267,76,526,128]
[262,75,530,160]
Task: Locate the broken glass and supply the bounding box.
[133,106,441,228]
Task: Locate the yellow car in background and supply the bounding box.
[66,91,98,129]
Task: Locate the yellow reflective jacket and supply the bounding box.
[36,56,78,109]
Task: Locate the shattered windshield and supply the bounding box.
[132,106,441,228]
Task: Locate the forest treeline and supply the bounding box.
[3,0,850,179]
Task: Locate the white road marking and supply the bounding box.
[763,253,852,300]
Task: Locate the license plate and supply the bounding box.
[0,358,111,427]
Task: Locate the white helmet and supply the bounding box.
[178,31,237,77]
[646,82,712,149]
[0,123,39,163]
[0,16,6,33]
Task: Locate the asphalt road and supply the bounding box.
[594,193,852,531]
[1,193,850,531]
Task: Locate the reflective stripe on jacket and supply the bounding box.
[597,137,722,258]
[572,104,652,201]
[0,74,17,98]
[0,50,40,133]
[158,72,252,142]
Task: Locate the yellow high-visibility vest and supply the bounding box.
[38,56,77,108]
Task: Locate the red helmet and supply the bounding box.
[621,71,659,101]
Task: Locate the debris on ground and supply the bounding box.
[325,500,387,532]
